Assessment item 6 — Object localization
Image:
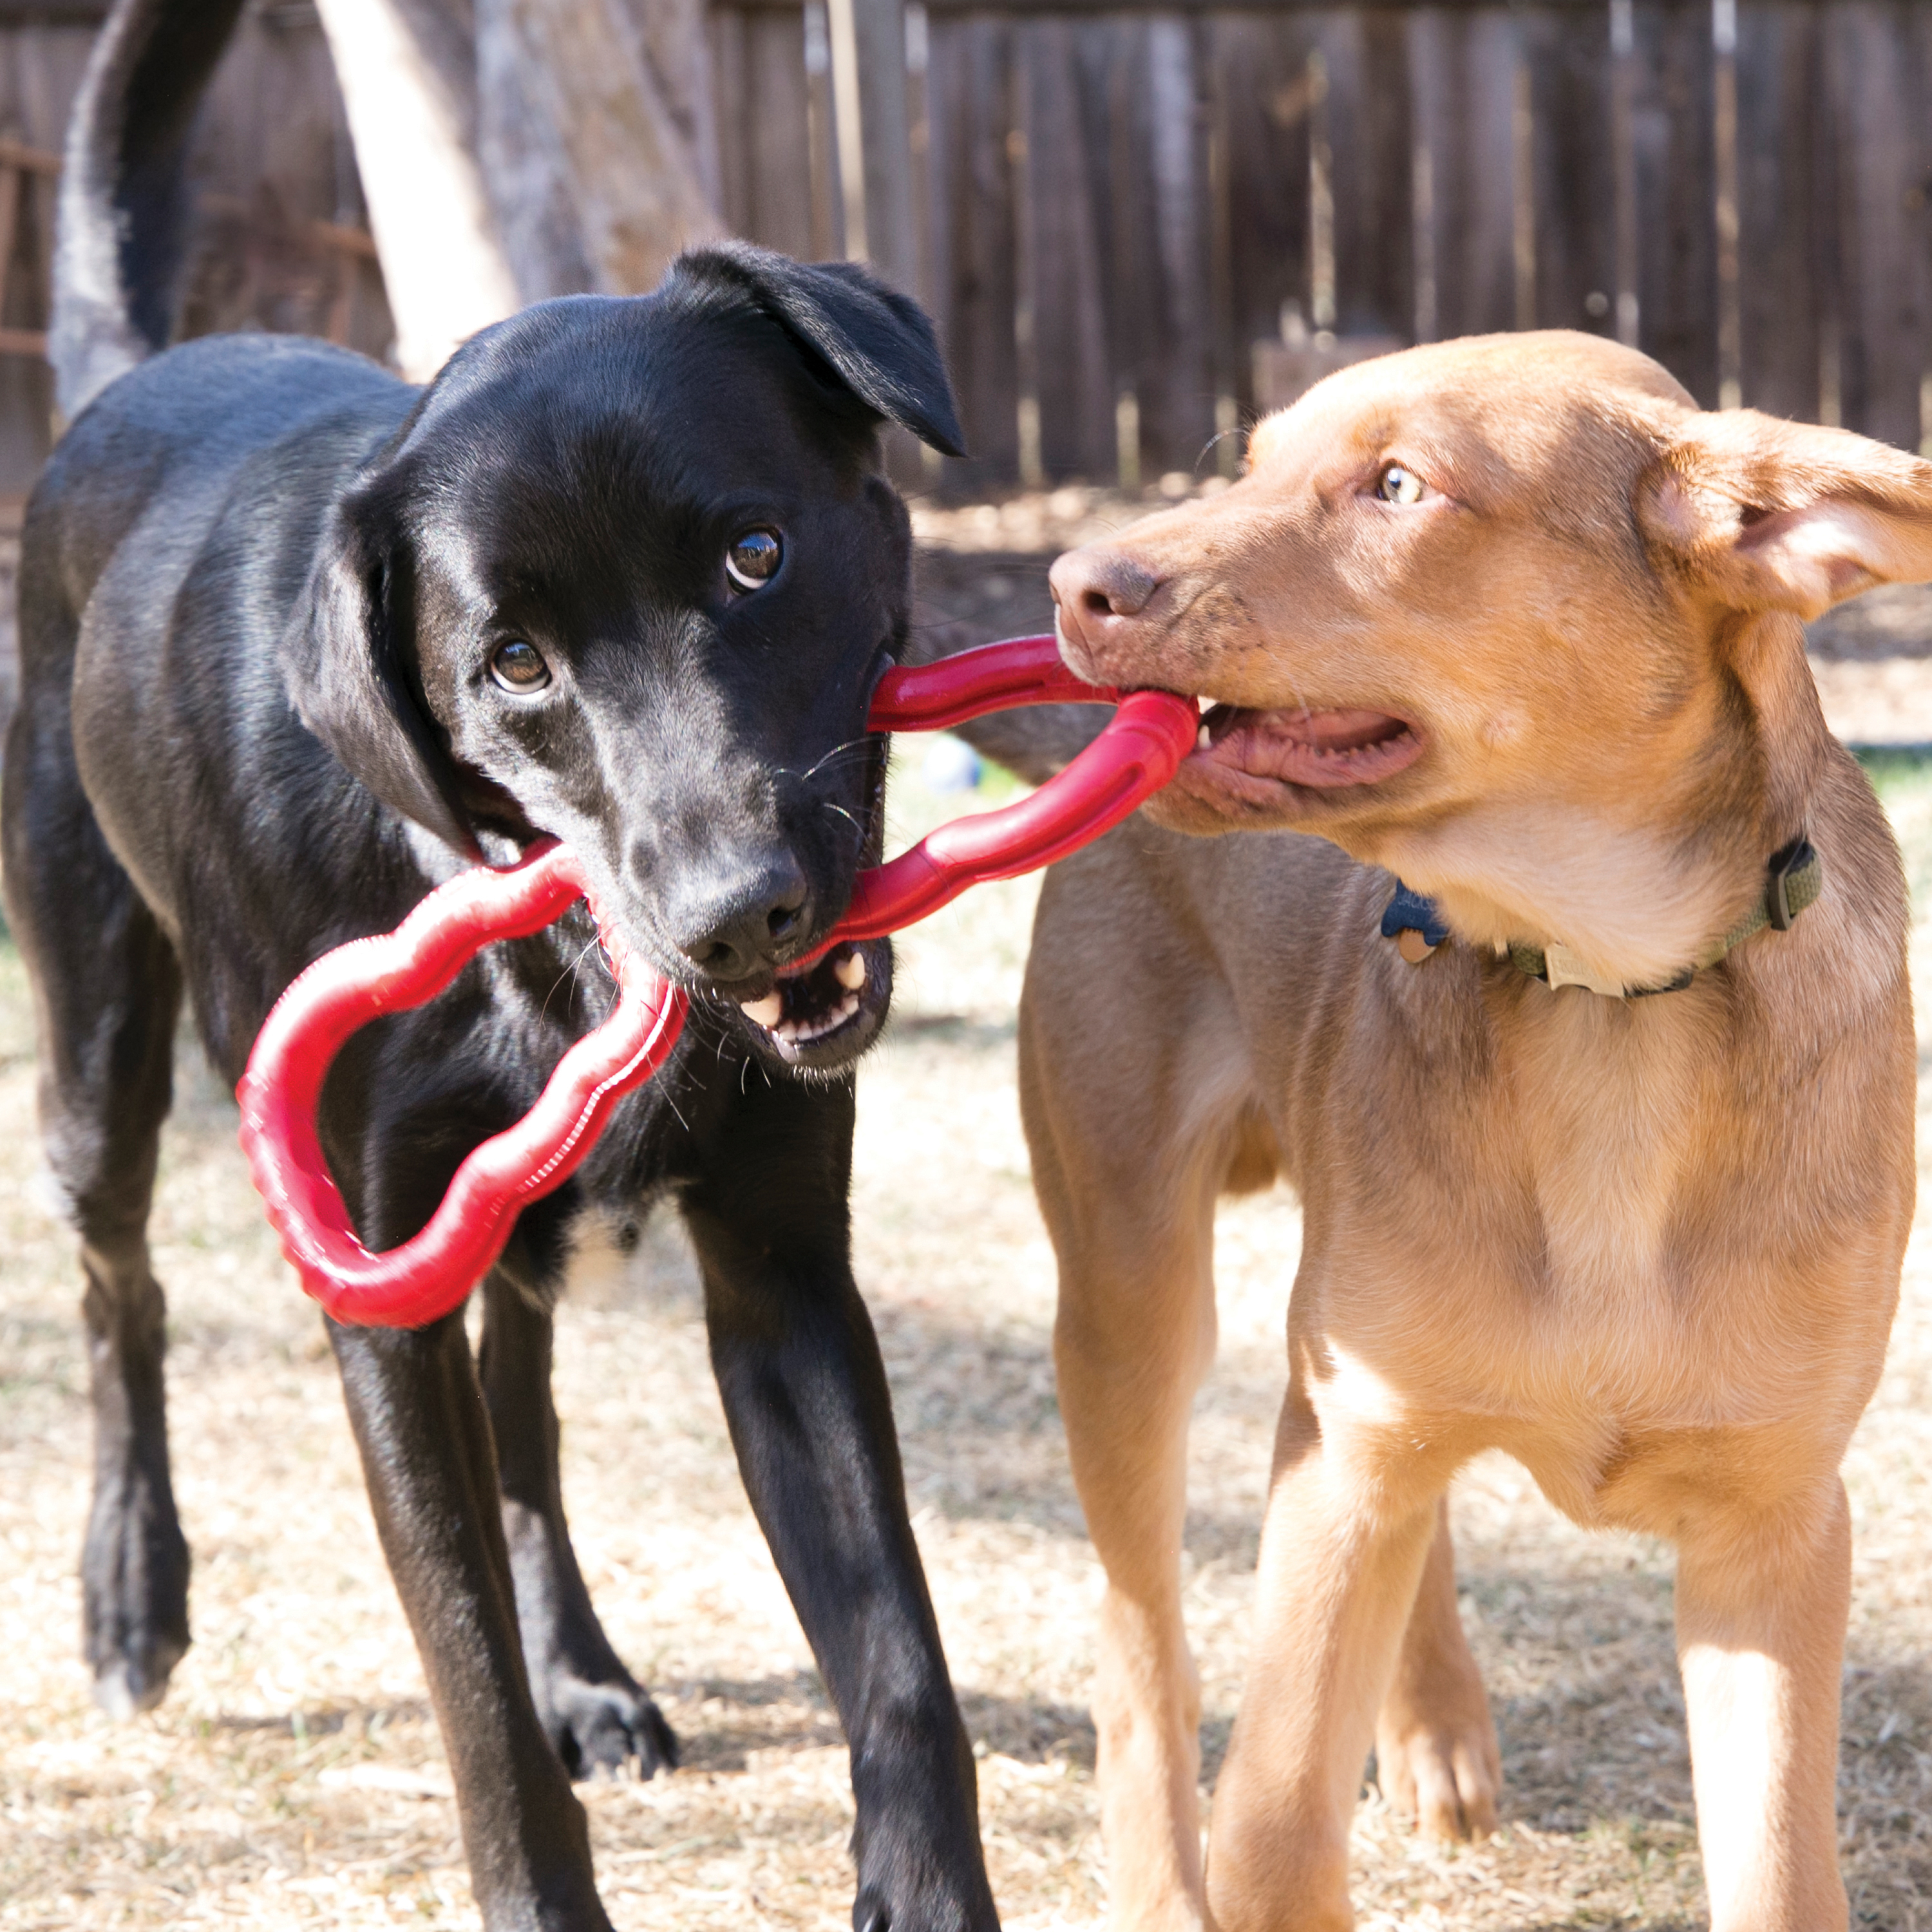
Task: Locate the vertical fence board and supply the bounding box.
[1412,9,1517,343]
[1101,21,1156,478]
[17,0,1932,496]
[743,10,817,256]
[1214,10,1312,408]
[1734,3,1819,420]
[1826,3,1927,448]
[1016,19,1114,478]
[1524,6,1614,335]
[0,23,89,488]
[1631,1,1716,404]
[929,14,1019,484]
[710,9,752,238]
[1131,15,1211,474]
[1318,9,1412,341]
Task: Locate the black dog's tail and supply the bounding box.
[50,0,248,421]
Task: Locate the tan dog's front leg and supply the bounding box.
[1054,1226,1217,1932]
[1676,1477,1852,1932]
[1208,1386,1446,1932]
[1373,1499,1501,1841]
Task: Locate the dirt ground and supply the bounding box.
[2,504,1931,1931]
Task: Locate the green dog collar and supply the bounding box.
[1385,836,1823,1001]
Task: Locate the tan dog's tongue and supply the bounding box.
[1198,706,1422,790]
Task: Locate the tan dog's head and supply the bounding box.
[1052,332,1932,984]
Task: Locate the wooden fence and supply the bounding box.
[0,2,1926,498]
[712,0,1932,491]
[0,0,388,500]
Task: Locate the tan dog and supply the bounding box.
[1021,332,1918,1932]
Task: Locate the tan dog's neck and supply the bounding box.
[1387,607,1832,990]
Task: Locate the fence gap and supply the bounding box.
[1308,47,1334,335]
[1610,0,1638,345]
[1712,0,1741,408]
[1511,47,1535,331]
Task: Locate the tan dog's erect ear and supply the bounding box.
[1636,411,1932,619]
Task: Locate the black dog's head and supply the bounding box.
[282,245,963,1071]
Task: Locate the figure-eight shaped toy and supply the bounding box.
[238,635,1195,1328]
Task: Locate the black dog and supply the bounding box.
[3,3,997,1927]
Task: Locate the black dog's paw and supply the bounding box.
[82,1484,191,1718]
[851,1850,999,1932]
[540,1668,679,1781]
[89,1632,188,1719]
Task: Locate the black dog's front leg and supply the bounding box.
[330,1312,611,1932]
[684,1075,998,1932]
[478,1270,678,1779]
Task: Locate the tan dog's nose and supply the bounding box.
[1050,547,1164,681]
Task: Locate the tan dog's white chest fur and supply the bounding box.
[1019,332,1919,1932]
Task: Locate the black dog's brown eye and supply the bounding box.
[725,529,782,592]
[489,639,551,692]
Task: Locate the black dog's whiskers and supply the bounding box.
[541,932,607,1027]
[800,735,875,784]
[822,799,866,848]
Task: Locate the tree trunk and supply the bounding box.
[313,0,519,380]
[480,0,721,301]
[315,0,721,380]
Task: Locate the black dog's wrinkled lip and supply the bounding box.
[734,934,891,1068]
[706,705,895,1071]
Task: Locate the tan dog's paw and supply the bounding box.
[1373,1710,1501,1842]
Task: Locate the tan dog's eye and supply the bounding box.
[1375,464,1428,506]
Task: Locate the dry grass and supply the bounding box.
[3,735,1931,1931]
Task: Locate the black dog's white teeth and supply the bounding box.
[738,943,870,1045]
[772,989,862,1045]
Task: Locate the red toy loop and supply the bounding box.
[238,844,689,1329]
[239,636,1195,1328]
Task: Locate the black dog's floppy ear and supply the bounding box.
[281,489,483,861]
[668,242,967,458]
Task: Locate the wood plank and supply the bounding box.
[1102,18,1151,484]
[1136,14,1211,477]
[0,3,108,22]
[1411,7,1517,341]
[929,12,1019,483]
[1735,1,1819,420]
[0,135,56,173]
[0,168,23,328]
[1629,0,1716,404]
[804,0,843,257]
[1523,5,1615,334]
[1315,8,1411,339]
[825,0,918,289]
[716,0,1647,16]
[1012,21,1121,481]
[1213,9,1311,392]
[1202,13,1236,466]
[0,21,102,484]
[708,8,753,237]
[743,8,816,254]
[1824,2,1927,448]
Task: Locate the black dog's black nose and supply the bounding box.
[668,855,812,981]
